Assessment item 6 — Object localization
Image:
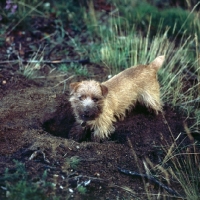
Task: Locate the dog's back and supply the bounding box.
[102,56,165,115]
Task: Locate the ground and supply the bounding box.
[0,62,193,199]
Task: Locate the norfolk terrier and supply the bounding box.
[69,56,165,140]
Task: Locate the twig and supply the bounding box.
[0,58,90,65]
[53,75,75,88]
[29,150,50,164]
[117,167,183,198]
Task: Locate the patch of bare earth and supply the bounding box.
[0,70,193,199]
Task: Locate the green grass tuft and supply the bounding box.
[1,160,52,200]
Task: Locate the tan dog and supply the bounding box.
[69,56,164,140]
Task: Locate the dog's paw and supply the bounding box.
[68,123,93,142]
[68,124,86,142]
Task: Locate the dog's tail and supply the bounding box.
[150,55,165,70]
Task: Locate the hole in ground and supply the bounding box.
[42,101,75,138]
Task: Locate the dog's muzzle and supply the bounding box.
[80,107,97,121]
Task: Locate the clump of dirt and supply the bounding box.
[0,71,193,199]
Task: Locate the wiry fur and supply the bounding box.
[69,56,165,140]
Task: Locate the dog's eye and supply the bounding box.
[92,97,98,102]
[78,95,86,100]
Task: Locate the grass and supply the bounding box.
[66,156,81,170]
[151,132,200,199]
[58,63,89,77]
[118,136,200,199]
[0,160,52,200]
[0,0,46,33]
[164,143,200,199]
[109,0,200,39]
[77,185,87,195]
[18,47,45,79]
[0,158,83,199]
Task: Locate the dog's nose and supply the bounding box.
[84,109,89,115]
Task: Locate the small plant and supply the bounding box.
[72,65,89,77]
[58,64,69,72]
[58,63,89,77]
[0,0,56,36]
[5,0,18,15]
[66,156,80,169]
[0,0,18,21]
[49,0,87,32]
[77,185,87,195]
[1,160,52,200]
[18,47,45,79]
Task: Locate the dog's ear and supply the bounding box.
[70,82,80,94]
[100,84,108,97]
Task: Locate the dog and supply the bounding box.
[69,56,164,140]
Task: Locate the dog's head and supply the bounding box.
[69,80,108,121]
